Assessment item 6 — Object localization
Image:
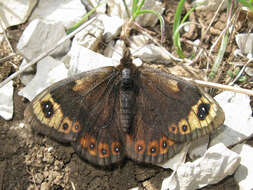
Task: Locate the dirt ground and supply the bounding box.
[0,1,252,189]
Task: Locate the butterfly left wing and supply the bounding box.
[125,66,225,164]
[72,76,124,166]
[24,67,125,166]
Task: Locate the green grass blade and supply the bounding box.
[173,0,186,58]
[238,0,253,11]
[136,9,165,41]
[132,0,139,16]
[66,2,102,34]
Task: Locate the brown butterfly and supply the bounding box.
[24,48,225,166]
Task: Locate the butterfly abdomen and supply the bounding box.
[120,68,137,133]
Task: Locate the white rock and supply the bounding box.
[19,59,35,85]
[19,122,25,129]
[40,182,50,190]
[107,0,164,27]
[132,58,143,67]
[107,0,132,20]
[129,187,138,190]
[132,44,172,63]
[232,144,253,190]
[47,147,54,153]
[233,49,243,57]
[104,40,125,61]
[126,35,172,63]
[29,0,86,29]
[17,19,71,60]
[247,53,253,59]
[210,91,253,147]
[188,136,209,160]
[0,0,37,32]
[193,39,201,52]
[157,143,190,171]
[0,34,4,42]
[18,56,68,101]
[135,0,165,27]
[161,143,241,190]
[0,81,13,120]
[193,0,228,11]
[97,14,124,42]
[67,43,119,76]
[73,19,104,50]
[105,36,170,64]
[235,33,253,55]
[245,66,253,77]
[129,34,150,49]
[104,39,143,66]
[161,171,177,190]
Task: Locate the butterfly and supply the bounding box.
[24,48,225,166]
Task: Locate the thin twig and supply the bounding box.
[184,39,214,66]
[0,53,18,64]
[70,181,76,190]
[26,169,38,190]
[193,0,226,63]
[184,77,253,96]
[208,7,239,56]
[208,1,238,80]
[122,0,131,18]
[0,15,18,69]
[0,17,97,88]
[204,0,226,41]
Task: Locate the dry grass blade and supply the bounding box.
[0,53,18,64]
[184,77,253,96]
[229,58,253,85]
